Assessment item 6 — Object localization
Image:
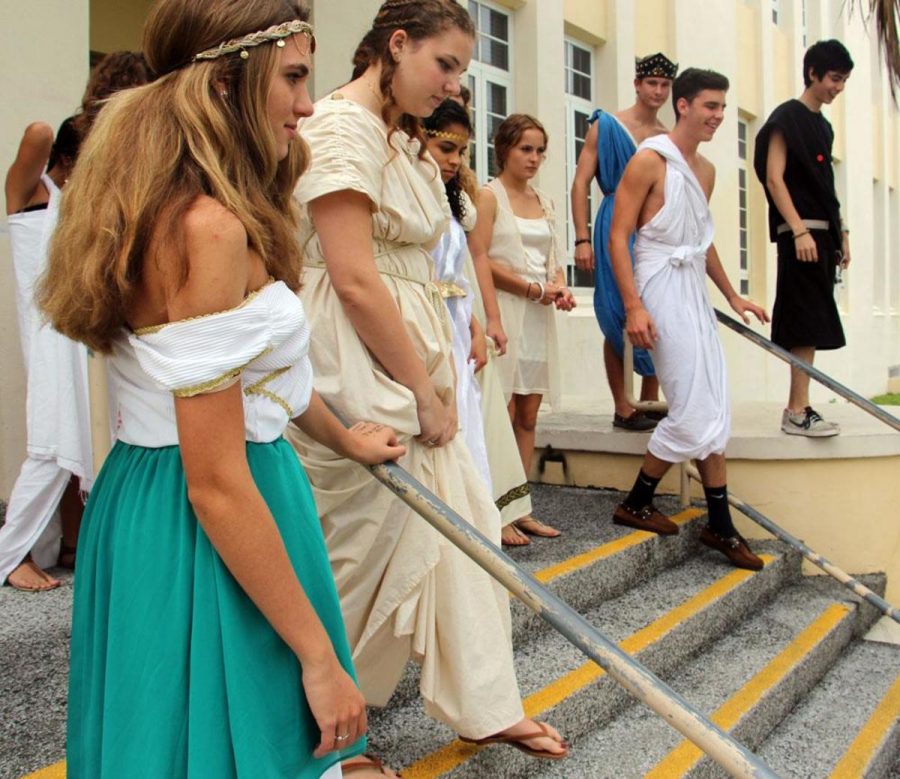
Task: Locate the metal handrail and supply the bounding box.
[713,309,900,433]
[684,463,900,623]
[620,319,900,622]
[363,454,778,778]
[623,312,900,433]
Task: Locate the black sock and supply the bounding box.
[704,485,736,537]
[624,470,661,511]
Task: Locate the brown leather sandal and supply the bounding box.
[459,722,569,760]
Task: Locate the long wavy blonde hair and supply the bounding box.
[40,0,310,352]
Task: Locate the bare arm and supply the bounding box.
[5,122,53,215]
[466,228,508,354]
[309,191,453,445]
[472,187,561,305]
[571,121,598,272]
[702,168,768,324]
[169,200,365,756]
[609,151,660,349]
[292,390,406,464]
[765,129,818,262]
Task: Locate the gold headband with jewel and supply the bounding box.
[425,129,469,144]
[193,20,315,63]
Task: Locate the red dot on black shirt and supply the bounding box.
[816,153,825,162]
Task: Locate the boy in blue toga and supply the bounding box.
[571,53,677,431]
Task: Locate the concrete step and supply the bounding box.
[510,485,706,645]
[521,577,880,778]
[368,541,800,776]
[756,636,900,778]
[386,487,707,710]
[0,569,72,779]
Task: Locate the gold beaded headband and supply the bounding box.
[425,129,469,144]
[193,20,315,63]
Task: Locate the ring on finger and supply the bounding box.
[335,733,350,742]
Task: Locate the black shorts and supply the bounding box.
[771,230,845,351]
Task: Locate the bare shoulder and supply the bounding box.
[630,148,667,175]
[170,196,251,318]
[21,122,55,148]
[182,196,247,248]
[695,153,716,194]
[477,185,497,213]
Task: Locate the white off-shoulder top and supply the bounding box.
[109,280,314,447]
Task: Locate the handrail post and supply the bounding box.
[684,464,900,623]
[714,309,900,433]
[679,462,691,508]
[361,456,778,778]
[622,330,667,413]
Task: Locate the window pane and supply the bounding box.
[573,46,591,75]
[739,188,747,210]
[574,111,591,140]
[486,8,508,40]
[573,73,591,100]
[739,209,747,230]
[487,82,507,115]
[481,35,509,69]
[739,168,747,187]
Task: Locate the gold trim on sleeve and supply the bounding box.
[244,366,294,417]
[134,278,276,335]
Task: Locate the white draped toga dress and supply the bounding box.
[634,135,731,463]
[430,196,492,490]
[288,94,524,739]
[1,173,94,583]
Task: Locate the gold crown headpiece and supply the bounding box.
[193,20,315,63]
[634,52,678,80]
[424,129,469,144]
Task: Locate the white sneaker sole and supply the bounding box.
[781,424,840,438]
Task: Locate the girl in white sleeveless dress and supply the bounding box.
[471,114,576,543]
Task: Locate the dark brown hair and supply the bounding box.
[351,0,474,156]
[72,51,151,141]
[493,113,548,173]
[672,68,729,121]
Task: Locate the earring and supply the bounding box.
[220,91,228,99]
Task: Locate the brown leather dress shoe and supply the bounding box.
[612,503,679,536]
[700,526,764,571]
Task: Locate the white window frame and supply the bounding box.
[466,0,514,183]
[737,119,750,296]
[563,37,597,289]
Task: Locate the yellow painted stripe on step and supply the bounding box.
[829,670,900,778]
[402,554,775,779]
[534,507,704,584]
[21,762,65,778]
[646,602,851,778]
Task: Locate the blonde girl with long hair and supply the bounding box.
[287,0,567,766]
[40,1,405,776]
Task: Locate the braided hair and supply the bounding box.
[351,0,474,157]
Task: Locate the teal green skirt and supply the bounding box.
[67,438,365,778]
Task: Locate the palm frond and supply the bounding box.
[849,0,900,97]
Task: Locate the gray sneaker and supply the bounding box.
[781,406,840,437]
